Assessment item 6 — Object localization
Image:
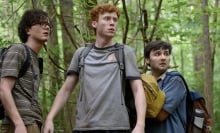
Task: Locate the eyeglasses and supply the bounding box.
[33,21,52,29]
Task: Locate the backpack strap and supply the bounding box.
[114,43,125,72]
[79,43,125,88]
[77,44,94,101]
[79,43,124,71]
[114,43,126,95]
[114,43,137,128]
[162,71,191,99]
[114,43,126,94]
[190,91,204,101]
[162,71,193,133]
[78,43,94,70]
[18,44,31,77]
[1,44,31,78]
[38,57,43,74]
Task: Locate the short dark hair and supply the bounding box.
[18,9,50,43]
[144,40,172,58]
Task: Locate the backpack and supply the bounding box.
[0,44,31,120]
[123,73,166,129]
[141,73,166,118]
[79,43,164,129]
[162,71,212,133]
[113,44,166,128]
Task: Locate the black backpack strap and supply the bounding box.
[114,43,125,92]
[79,43,124,71]
[18,44,31,77]
[114,43,125,72]
[1,44,31,78]
[38,57,43,74]
[162,71,193,132]
[79,44,94,70]
[114,43,137,129]
[78,44,94,101]
[114,43,125,94]
[0,45,13,64]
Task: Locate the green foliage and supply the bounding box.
[0,37,11,47]
[213,40,220,132]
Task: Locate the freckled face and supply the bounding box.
[92,12,118,39]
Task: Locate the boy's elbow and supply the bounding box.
[156,109,170,122]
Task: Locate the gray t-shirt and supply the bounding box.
[67,44,140,131]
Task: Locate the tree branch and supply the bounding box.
[149,0,163,41]
[121,0,129,44]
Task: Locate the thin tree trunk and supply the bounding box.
[60,0,75,132]
[202,0,213,118]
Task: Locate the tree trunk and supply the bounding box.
[60,0,75,70]
[59,0,75,132]
[202,0,214,118]
[42,1,63,123]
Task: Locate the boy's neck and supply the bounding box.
[152,71,166,79]
[95,38,113,48]
[25,40,44,54]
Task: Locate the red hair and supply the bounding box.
[90,3,120,22]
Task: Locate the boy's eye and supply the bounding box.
[104,17,110,20]
[154,51,161,56]
[32,21,52,29]
[164,52,169,56]
[103,16,118,22]
[39,22,52,28]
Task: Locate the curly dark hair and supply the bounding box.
[18,9,50,43]
[144,40,172,58]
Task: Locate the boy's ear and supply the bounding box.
[25,28,31,35]
[145,58,150,65]
[91,21,97,28]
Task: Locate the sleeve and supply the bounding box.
[1,44,25,78]
[66,47,85,76]
[123,45,141,80]
[160,76,187,114]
